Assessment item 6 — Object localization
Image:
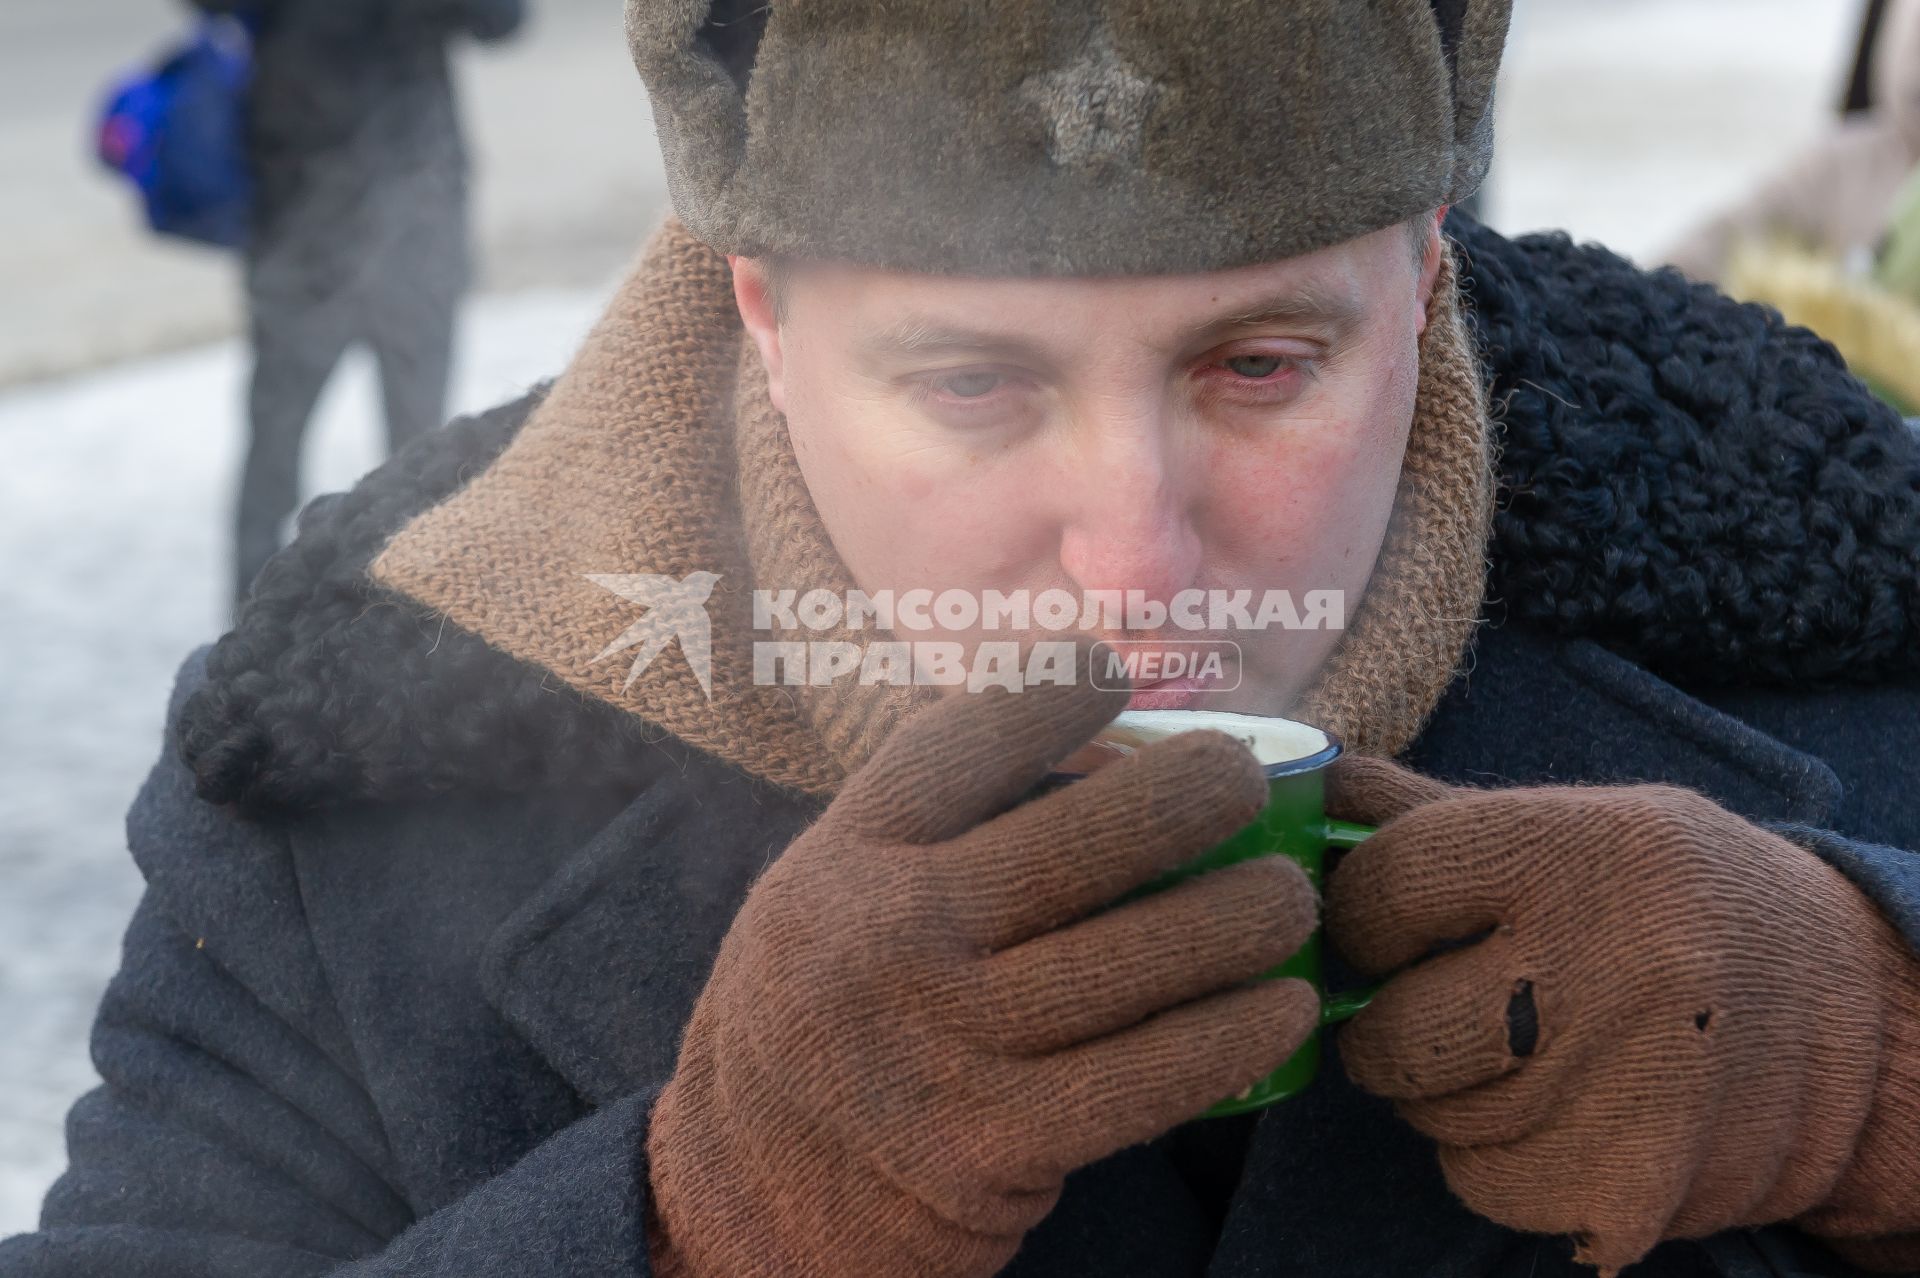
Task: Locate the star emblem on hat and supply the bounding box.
[1019,21,1163,171]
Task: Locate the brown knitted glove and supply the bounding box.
[1323,754,1920,1276]
[646,670,1323,1278]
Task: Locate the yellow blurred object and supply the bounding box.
[1723,238,1920,416]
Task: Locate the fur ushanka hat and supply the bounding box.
[628,0,1513,275]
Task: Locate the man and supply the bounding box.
[190,0,527,610]
[5,3,1920,1276]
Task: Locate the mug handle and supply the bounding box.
[1318,819,1378,1025]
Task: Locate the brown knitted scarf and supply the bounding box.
[371,218,1495,796]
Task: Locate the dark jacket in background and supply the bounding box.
[192,0,524,303]
[2,218,1918,1277]
[191,0,527,608]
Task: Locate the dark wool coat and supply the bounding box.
[4,216,1920,1278]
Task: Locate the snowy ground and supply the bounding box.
[0,0,1875,1244]
[0,288,605,1235]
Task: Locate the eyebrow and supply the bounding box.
[856,318,1040,363]
[856,282,1368,364]
[1213,284,1367,334]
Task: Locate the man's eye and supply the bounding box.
[931,370,1005,399]
[1224,354,1289,379]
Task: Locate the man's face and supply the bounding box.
[734,216,1444,713]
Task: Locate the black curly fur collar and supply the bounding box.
[179,215,1920,814]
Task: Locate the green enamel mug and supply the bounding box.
[1054,710,1377,1117]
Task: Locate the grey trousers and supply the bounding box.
[232,269,459,610]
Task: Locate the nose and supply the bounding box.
[1055,419,1204,628]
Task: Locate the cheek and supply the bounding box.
[1223,443,1356,540]
[783,375,1035,589]
[1208,354,1417,577]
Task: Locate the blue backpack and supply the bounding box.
[96,16,255,249]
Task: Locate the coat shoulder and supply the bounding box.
[175,383,674,816]
[124,646,375,1051]
[1451,214,1920,687]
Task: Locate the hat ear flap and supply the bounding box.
[627,0,759,238]
[1428,0,1470,72]
[1438,0,1511,202]
[694,0,772,93]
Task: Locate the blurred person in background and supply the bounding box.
[1665,0,1920,420]
[1664,0,1920,282]
[193,0,527,613]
